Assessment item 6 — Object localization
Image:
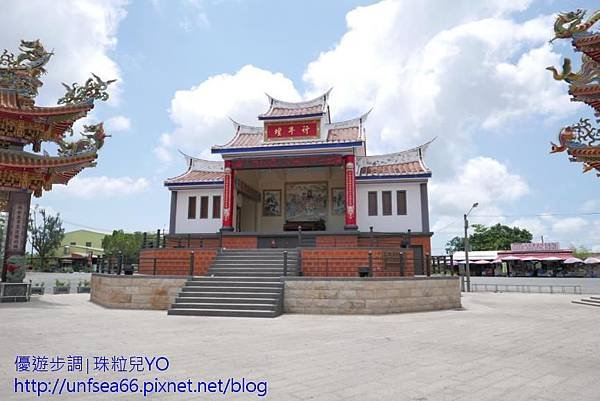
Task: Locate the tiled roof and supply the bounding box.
[165,170,224,184]
[0,89,18,108]
[356,139,434,177]
[0,149,97,168]
[258,89,331,119]
[165,153,224,185]
[212,112,368,152]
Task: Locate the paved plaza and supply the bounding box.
[0,292,598,401]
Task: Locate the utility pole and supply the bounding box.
[464,202,478,292]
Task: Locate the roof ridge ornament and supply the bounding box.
[57,73,116,105]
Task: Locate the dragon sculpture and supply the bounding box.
[57,123,110,157]
[58,73,117,105]
[551,9,600,42]
[0,39,53,102]
[546,55,600,86]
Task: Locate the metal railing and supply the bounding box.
[471,283,582,294]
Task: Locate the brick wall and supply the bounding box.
[315,235,358,248]
[165,237,220,249]
[138,249,216,276]
[221,236,257,249]
[301,248,414,277]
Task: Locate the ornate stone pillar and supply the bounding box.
[221,160,235,232]
[344,155,358,230]
[1,191,31,281]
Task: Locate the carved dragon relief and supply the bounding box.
[57,123,110,157]
[551,9,600,42]
[0,39,53,102]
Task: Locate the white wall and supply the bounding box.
[174,187,224,234]
[356,181,424,232]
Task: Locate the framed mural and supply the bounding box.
[262,190,281,216]
[331,188,345,215]
[285,182,328,221]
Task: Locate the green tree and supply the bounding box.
[102,230,144,263]
[28,206,65,269]
[571,246,592,260]
[445,223,533,253]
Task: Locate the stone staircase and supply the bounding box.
[168,248,298,318]
[572,296,600,308]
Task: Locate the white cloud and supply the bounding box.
[105,115,131,132]
[54,177,150,199]
[430,156,529,215]
[301,1,575,170]
[551,217,588,234]
[1,0,127,105]
[158,64,300,163]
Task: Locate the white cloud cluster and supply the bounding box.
[1,0,127,105]
[54,176,150,199]
[157,64,300,162]
[105,115,132,132]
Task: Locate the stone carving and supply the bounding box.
[58,73,116,104]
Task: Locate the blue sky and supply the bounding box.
[3,0,599,253]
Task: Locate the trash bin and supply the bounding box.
[358,267,372,277]
[123,265,134,275]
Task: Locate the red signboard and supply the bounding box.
[231,155,343,170]
[265,120,319,140]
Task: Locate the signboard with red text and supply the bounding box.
[265,120,319,140]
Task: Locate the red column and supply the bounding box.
[344,154,358,230]
[221,160,235,231]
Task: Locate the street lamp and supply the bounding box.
[464,202,479,292]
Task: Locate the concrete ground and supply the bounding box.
[0,292,598,401]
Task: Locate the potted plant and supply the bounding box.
[76,280,91,293]
[53,279,70,294]
[0,256,30,302]
[31,282,45,295]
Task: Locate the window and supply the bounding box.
[85,242,92,247]
[187,196,196,219]
[212,195,221,219]
[200,196,209,219]
[397,190,407,215]
[382,191,392,216]
[70,242,76,246]
[368,191,378,216]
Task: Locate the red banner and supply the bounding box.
[265,120,319,140]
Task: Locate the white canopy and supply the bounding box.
[564,257,583,264]
[583,257,600,264]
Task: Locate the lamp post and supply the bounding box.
[464,202,478,292]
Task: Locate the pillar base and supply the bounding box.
[344,224,358,231]
[220,226,234,232]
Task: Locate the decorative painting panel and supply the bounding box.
[331,188,345,215]
[262,190,281,217]
[285,182,328,221]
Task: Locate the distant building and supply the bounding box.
[55,229,107,268]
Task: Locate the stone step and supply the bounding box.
[181,286,281,293]
[582,298,600,304]
[591,296,600,300]
[175,296,277,304]
[185,281,283,288]
[170,303,277,311]
[571,300,600,307]
[213,258,297,264]
[208,269,290,274]
[178,291,280,298]
[192,276,282,282]
[168,308,280,318]
[207,272,293,278]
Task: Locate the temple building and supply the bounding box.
[164,90,433,270]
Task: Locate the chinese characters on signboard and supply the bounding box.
[265,120,319,140]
